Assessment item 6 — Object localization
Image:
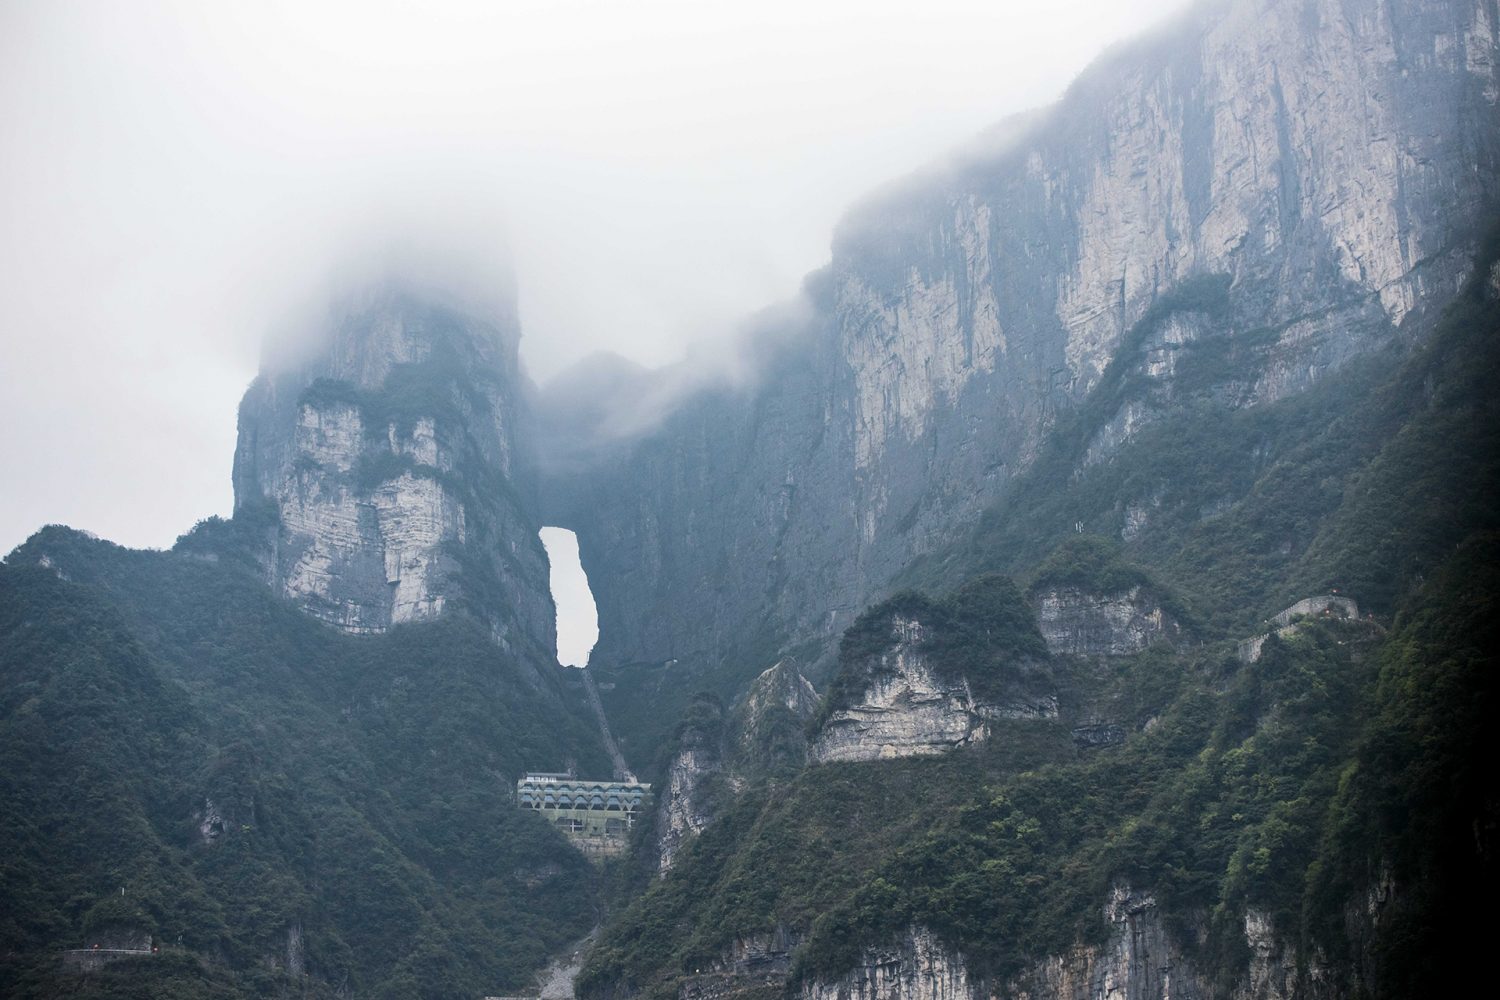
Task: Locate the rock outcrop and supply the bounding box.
[543,0,1500,714]
[1032,585,1181,658]
[655,695,729,872]
[733,659,821,773]
[798,889,1328,1000]
[232,285,554,658]
[811,617,995,764]
[655,661,820,871]
[677,929,803,1000]
[811,614,1054,765]
[800,927,971,1000]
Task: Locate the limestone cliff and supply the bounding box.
[654,695,729,873]
[734,659,821,773]
[794,886,1359,1000]
[232,286,554,658]
[1032,585,1181,658]
[812,617,1004,764]
[542,0,1500,722]
[680,895,1309,1000]
[811,585,1056,765]
[655,661,820,871]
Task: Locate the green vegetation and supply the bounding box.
[1027,535,1154,596]
[579,723,1076,1000]
[583,240,1500,996]
[792,616,1379,987]
[814,575,1048,730]
[1304,532,1498,993]
[0,525,609,1000]
[901,232,1500,641]
[590,622,790,780]
[582,584,1478,996]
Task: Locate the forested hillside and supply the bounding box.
[577,225,1500,1000]
[0,525,609,999]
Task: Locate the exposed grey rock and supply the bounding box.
[656,661,821,871]
[197,798,227,844]
[1008,887,1214,1000]
[656,727,726,873]
[233,286,554,659]
[731,658,821,774]
[537,931,597,1000]
[285,923,305,979]
[543,0,1500,711]
[1033,585,1181,658]
[810,617,1055,765]
[1071,721,1127,749]
[740,659,821,724]
[799,927,971,1000]
[677,928,802,1000]
[798,889,1340,1000]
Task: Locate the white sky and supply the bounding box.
[540,527,599,667]
[0,0,1189,563]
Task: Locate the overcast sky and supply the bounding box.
[1,0,1187,565]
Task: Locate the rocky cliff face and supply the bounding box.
[232,286,554,658]
[732,659,821,774]
[811,616,1055,765]
[543,0,1500,716]
[1032,586,1181,658]
[655,697,728,873]
[656,743,721,872]
[799,889,1335,1000]
[800,928,971,1000]
[655,661,820,870]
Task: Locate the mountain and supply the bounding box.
[540,0,1500,765]
[0,290,613,999]
[233,284,555,662]
[3,0,1498,997]
[578,266,1500,995]
[559,0,1500,997]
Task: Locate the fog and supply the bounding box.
[0,0,1189,554]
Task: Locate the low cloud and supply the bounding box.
[0,0,1189,551]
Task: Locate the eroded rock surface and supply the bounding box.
[1033,586,1181,658]
[799,888,1330,1000]
[656,661,821,871]
[656,716,726,873]
[543,0,1500,698]
[233,286,554,657]
[811,617,1054,765]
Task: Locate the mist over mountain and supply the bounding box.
[3,0,1498,998]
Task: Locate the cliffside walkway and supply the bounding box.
[1237,595,1362,663]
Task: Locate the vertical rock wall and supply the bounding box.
[233,286,555,658]
[1032,586,1181,658]
[798,889,1336,1000]
[543,0,1500,709]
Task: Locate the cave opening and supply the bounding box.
[539,526,599,668]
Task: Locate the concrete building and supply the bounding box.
[517,772,650,857]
